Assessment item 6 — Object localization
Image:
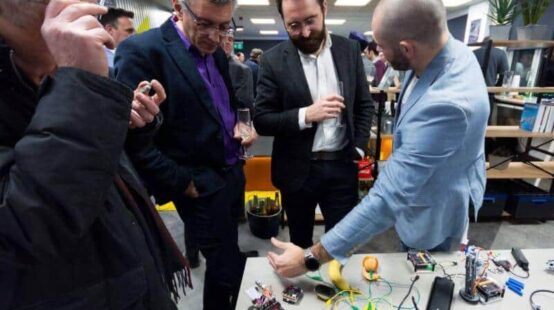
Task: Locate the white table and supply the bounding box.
[236,249,554,309]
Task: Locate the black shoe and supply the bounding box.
[242,250,259,258]
[187,251,200,269]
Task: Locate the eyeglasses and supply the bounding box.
[285,16,318,34]
[181,1,232,37]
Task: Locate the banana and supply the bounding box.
[327,259,360,293]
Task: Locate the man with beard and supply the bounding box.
[265,0,489,278]
[254,0,373,249]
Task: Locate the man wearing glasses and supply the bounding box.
[254,0,373,250]
[115,0,256,309]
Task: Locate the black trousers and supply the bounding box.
[282,160,359,249]
[175,163,246,310]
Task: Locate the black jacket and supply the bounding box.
[254,35,374,192]
[115,18,244,203]
[0,43,180,309]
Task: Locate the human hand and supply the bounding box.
[184,180,199,198]
[267,238,307,278]
[233,124,257,148]
[41,0,114,77]
[305,94,345,124]
[130,80,166,129]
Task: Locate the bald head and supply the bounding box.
[373,0,447,47]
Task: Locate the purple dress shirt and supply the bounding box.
[172,20,240,165]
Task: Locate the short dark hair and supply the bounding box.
[367,41,378,55]
[275,0,325,18]
[99,8,134,28]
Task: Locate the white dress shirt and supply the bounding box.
[297,34,348,153]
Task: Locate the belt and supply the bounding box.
[310,151,345,161]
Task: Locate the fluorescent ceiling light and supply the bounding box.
[325,19,346,25]
[443,0,472,7]
[334,0,371,6]
[251,18,276,24]
[364,31,373,36]
[328,30,333,34]
[236,27,244,32]
[260,30,279,35]
[238,0,269,5]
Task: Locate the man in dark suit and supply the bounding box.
[254,0,373,249]
[221,29,254,108]
[245,48,263,96]
[114,0,256,309]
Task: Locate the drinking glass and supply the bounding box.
[237,108,253,159]
[336,81,345,127]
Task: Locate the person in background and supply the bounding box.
[473,36,509,86]
[236,51,246,63]
[0,0,190,309]
[115,0,257,308]
[99,7,135,68]
[254,0,373,249]
[221,29,254,107]
[245,48,263,96]
[349,31,375,81]
[266,0,489,278]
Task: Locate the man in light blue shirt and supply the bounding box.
[267,0,489,277]
[100,8,135,68]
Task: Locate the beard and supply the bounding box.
[387,44,411,71]
[290,24,326,54]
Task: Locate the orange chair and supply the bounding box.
[243,156,277,192]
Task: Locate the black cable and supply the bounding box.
[509,263,530,279]
[530,289,554,310]
[397,275,419,310]
[411,296,419,310]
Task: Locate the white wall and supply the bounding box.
[463,1,489,43]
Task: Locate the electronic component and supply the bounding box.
[407,250,436,272]
[315,284,336,301]
[511,248,529,271]
[476,278,505,304]
[246,281,284,310]
[138,82,152,95]
[459,246,480,304]
[282,285,303,304]
[426,276,454,310]
[492,259,512,271]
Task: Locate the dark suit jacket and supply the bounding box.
[254,35,373,193]
[229,56,254,109]
[115,18,243,203]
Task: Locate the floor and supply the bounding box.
[159,211,554,310]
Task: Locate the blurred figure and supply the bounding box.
[473,37,509,86]
[245,48,263,96]
[99,7,135,67]
[348,31,375,81]
[236,51,246,62]
[221,30,254,108]
[0,0,189,309]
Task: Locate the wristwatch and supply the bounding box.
[304,248,321,271]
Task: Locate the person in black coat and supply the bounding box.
[0,1,190,309]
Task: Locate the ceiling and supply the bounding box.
[151,0,483,40]
[235,0,485,40]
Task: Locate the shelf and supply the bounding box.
[487,161,554,179]
[488,87,554,94]
[469,40,554,49]
[486,126,554,138]
[494,95,525,105]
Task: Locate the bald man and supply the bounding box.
[267,0,489,278]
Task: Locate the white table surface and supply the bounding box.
[236,249,554,310]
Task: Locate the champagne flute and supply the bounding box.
[237,108,253,159]
[336,81,345,127]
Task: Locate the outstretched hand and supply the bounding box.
[267,237,307,278]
